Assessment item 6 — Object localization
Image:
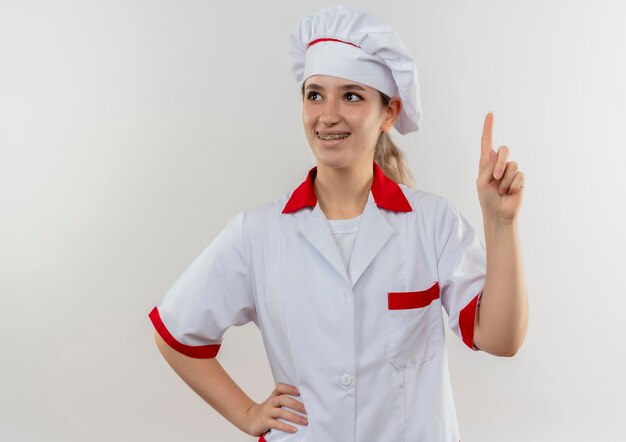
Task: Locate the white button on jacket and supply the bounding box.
[149,161,486,442]
[341,374,353,386]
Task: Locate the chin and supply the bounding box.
[314,155,354,170]
[314,148,373,169]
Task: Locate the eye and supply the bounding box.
[345,92,363,102]
[306,91,322,101]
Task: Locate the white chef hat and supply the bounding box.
[288,4,422,135]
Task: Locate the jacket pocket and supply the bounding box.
[386,281,443,370]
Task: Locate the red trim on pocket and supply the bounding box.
[148,306,220,358]
[459,292,481,351]
[388,282,440,310]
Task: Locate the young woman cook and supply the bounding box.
[149,4,528,441]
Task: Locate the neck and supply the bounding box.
[313,158,374,220]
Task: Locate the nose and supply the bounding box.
[318,98,341,126]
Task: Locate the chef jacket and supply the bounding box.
[149,161,486,442]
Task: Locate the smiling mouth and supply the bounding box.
[317,133,350,140]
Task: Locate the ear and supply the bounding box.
[380,97,402,132]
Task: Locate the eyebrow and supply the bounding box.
[305,83,367,92]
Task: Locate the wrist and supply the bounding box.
[238,401,259,436]
[483,214,518,229]
[483,217,519,248]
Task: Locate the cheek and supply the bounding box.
[302,107,315,128]
[352,112,383,136]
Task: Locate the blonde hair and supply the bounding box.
[301,84,415,188]
[372,90,414,187]
[374,130,414,188]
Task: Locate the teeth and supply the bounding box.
[318,133,350,140]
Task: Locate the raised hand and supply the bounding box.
[476,112,525,223]
[243,383,308,436]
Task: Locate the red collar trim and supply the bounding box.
[282,162,413,214]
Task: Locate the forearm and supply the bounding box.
[475,219,528,356]
[154,331,256,435]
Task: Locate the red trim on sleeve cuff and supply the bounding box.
[148,306,221,359]
[259,435,267,442]
[458,292,482,351]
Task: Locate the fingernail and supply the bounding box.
[494,169,502,180]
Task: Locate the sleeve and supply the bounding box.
[148,211,256,359]
[435,198,486,352]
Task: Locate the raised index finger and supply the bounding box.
[481,111,494,163]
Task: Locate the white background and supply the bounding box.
[1,1,625,441]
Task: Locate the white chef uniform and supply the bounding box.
[327,213,363,270]
[149,160,485,442]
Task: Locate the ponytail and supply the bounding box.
[374,131,414,188]
[374,91,414,187]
